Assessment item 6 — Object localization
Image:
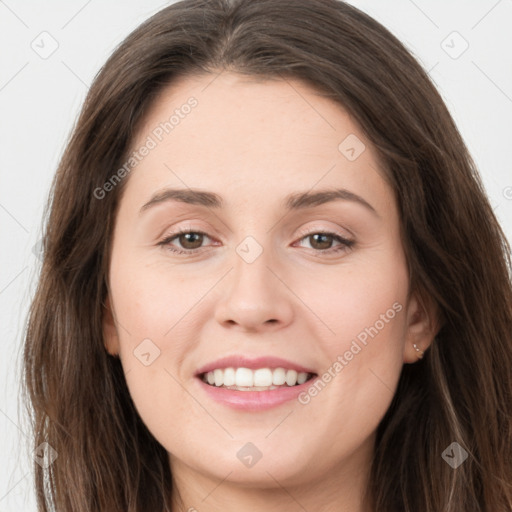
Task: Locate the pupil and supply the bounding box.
[181,233,202,249]
[311,233,331,249]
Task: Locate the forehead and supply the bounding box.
[125,71,393,216]
[134,71,366,157]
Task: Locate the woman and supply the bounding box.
[22,0,512,510]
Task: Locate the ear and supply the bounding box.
[403,290,441,363]
[102,294,120,357]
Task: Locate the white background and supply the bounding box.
[1,1,511,510]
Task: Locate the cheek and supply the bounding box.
[110,254,200,342]
[300,252,409,410]
[108,254,207,414]
[109,264,198,442]
[293,268,408,455]
[310,253,408,402]
[300,258,408,352]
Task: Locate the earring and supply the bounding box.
[413,343,424,359]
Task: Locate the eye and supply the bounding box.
[157,228,355,256]
[293,228,355,255]
[157,229,215,255]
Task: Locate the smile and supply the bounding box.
[200,367,315,390]
[194,355,319,411]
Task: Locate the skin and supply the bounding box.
[102,71,438,512]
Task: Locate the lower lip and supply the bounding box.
[195,375,318,411]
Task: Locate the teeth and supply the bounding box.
[297,372,308,384]
[236,367,253,387]
[201,367,312,388]
[285,369,298,386]
[223,367,236,386]
[272,367,286,385]
[254,368,272,387]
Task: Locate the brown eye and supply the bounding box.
[158,230,213,254]
[295,230,355,255]
[307,233,335,250]
[176,232,204,250]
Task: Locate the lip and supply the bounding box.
[196,374,319,411]
[195,355,316,376]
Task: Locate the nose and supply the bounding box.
[213,247,294,333]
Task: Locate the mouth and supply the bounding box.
[194,356,319,411]
[198,367,317,391]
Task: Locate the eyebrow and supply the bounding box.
[139,187,379,217]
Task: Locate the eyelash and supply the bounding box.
[157,227,355,256]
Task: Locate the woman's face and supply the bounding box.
[103,72,434,494]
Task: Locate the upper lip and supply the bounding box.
[195,355,317,376]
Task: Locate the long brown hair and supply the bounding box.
[22,0,512,510]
